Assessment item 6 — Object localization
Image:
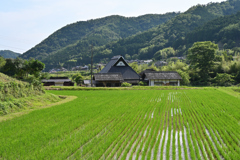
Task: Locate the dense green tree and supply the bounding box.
[213,73,235,86]
[72,73,83,86]
[29,59,45,78]
[1,58,45,79]
[187,41,218,84]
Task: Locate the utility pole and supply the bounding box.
[91,44,93,87]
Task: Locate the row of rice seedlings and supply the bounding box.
[153,95,168,160]
[143,109,160,160]
[193,91,239,159]
[187,102,211,160]
[67,113,119,159]
[206,95,240,144]
[132,93,167,160]
[182,94,197,160]
[0,91,128,159]
[205,90,240,141]
[80,111,136,159]
[42,93,122,159]
[101,106,149,160]
[95,95,152,159]
[109,94,157,160]
[185,91,224,160]
[175,95,184,160]
[178,93,189,160]
[183,94,209,160]
[107,106,152,160]
[156,94,169,160]
[172,95,180,160]
[135,124,152,159]
[64,97,130,159]
[152,97,168,160]
[144,93,167,160]
[119,98,158,159]
[199,106,239,158]
[163,93,174,160]
[85,93,152,159]
[121,111,153,160]
[130,96,162,160]
[187,90,238,159]
[100,95,150,159]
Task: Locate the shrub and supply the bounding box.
[121,82,132,87]
[138,81,147,86]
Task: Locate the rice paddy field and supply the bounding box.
[0,88,240,159]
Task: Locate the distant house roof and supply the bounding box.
[139,69,156,77]
[42,77,72,83]
[94,73,124,81]
[144,71,182,80]
[99,55,140,80]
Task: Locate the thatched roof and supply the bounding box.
[99,55,140,81]
[94,73,124,81]
[145,71,182,80]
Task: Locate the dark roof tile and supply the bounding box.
[94,73,124,81]
[145,71,182,80]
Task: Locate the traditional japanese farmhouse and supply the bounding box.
[140,70,182,86]
[94,55,140,87]
[42,77,74,86]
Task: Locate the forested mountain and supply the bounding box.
[90,0,240,62]
[0,50,20,59]
[173,11,240,50]
[20,0,240,70]
[20,13,179,62]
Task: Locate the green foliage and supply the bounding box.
[213,73,235,86]
[138,81,147,86]
[72,73,83,85]
[0,50,20,59]
[1,58,45,79]
[188,41,218,84]
[175,11,240,50]
[121,82,132,87]
[0,56,6,71]
[153,47,176,60]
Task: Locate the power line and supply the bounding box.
[0,43,26,51]
[0,35,35,44]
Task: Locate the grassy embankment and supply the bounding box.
[0,73,75,117]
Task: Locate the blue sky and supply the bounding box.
[0,0,225,53]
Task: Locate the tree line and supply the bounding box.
[0,57,45,84]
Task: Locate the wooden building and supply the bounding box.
[141,70,182,86]
[94,56,140,87]
[42,77,74,86]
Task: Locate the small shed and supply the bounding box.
[141,71,182,86]
[42,77,74,86]
[83,80,96,87]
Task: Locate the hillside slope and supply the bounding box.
[90,0,240,61]
[173,11,240,50]
[0,50,20,59]
[20,13,179,61]
[21,0,240,70]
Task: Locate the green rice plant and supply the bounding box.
[0,89,239,159]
